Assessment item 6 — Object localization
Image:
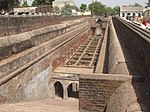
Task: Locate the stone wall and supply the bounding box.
[106,80,148,112]
[95,18,130,74]
[0,17,92,104]
[79,17,150,112]
[107,19,129,75]
[0,15,88,37]
[79,74,133,112]
[112,17,150,87]
[0,18,88,61]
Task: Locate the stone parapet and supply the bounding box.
[79,73,144,112]
[0,15,90,37]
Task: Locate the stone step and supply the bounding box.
[0,98,78,112]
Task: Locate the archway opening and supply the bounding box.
[54,81,63,99]
[67,83,79,99]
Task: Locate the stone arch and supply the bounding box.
[67,82,79,99]
[66,81,79,88]
[54,81,64,99]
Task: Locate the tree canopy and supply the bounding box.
[146,0,150,7]
[106,7,116,16]
[88,1,106,15]
[88,1,119,16]
[32,0,54,6]
[113,6,120,14]
[0,0,20,12]
[61,4,79,15]
[22,1,29,7]
[53,6,60,14]
[80,4,87,12]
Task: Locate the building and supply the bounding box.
[144,7,150,18]
[53,0,75,9]
[19,0,34,6]
[120,6,144,19]
[76,10,91,16]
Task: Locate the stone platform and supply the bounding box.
[0,98,78,112]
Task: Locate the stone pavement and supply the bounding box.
[0,98,78,112]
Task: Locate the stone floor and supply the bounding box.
[0,98,78,112]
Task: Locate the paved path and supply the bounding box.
[0,98,78,112]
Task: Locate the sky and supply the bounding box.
[76,0,148,7]
[26,0,148,7]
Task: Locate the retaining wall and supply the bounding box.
[113,17,150,87]
[79,73,134,112]
[0,17,92,104]
[107,20,129,75]
[0,15,88,37]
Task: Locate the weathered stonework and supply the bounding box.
[113,17,150,88]
[0,15,88,37]
[0,17,92,104]
[0,16,149,112]
[79,74,134,112]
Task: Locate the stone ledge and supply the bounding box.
[79,73,144,82]
[0,23,90,85]
[108,19,129,75]
[0,18,90,61]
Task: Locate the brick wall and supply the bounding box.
[0,15,88,37]
[0,18,92,104]
[0,18,88,61]
[79,74,132,112]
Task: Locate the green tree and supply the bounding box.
[53,6,60,14]
[13,0,20,6]
[113,6,120,15]
[88,1,106,15]
[0,0,20,12]
[106,7,116,16]
[22,1,29,7]
[32,0,54,6]
[61,4,79,15]
[80,4,87,12]
[146,0,150,7]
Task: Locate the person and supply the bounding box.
[142,19,147,26]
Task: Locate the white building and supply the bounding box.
[143,7,150,18]
[19,0,34,6]
[120,6,144,19]
[53,0,75,9]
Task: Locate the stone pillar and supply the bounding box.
[63,86,68,100]
[52,84,55,99]
[77,83,79,91]
[72,83,77,92]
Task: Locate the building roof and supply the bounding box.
[54,0,75,3]
[143,7,150,12]
[120,7,144,12]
